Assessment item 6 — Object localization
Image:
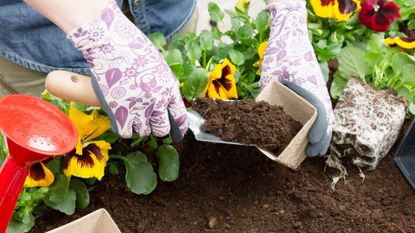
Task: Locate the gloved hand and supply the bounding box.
[260,0,334,157]
[67,0,187,138]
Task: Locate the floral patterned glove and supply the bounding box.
[260,0,334,157]
[67,0,187,139]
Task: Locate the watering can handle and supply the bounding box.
[0,157,28,233]
[45,71,183,143]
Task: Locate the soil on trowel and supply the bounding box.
[192,98,302,153]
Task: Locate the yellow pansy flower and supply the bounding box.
[203,58,238,99]
[62,103,112,180]
[25,162,54,187]
[310,0,361,22]
[385,36,415,49]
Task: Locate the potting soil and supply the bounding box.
[192,98,302,152]
[33,120,415,232]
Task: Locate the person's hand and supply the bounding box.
[67,0,187,138]
[260,0,334,157]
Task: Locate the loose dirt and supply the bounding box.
[32,120,415,233]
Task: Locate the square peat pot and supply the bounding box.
[256,80,317,170]
[46,209,121,233]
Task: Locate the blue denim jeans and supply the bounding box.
[0,0,196,74]
[0,1,198,97]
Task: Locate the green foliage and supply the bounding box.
[43,175,76,215]
[121,152,157,195]
[208,2,225,22]
[149,32,167,51]
[181,68,209,100]
[334,33,415,113]
[156,145,180,182]
[0,131,7,166]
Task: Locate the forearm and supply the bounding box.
[24,0,110,33]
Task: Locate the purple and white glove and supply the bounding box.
[260,0,334,157]
[67,0,188,139]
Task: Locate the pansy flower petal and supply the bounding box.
[25,162,54,187]
[359,0,400,32]
[385,36,415,49]
[204,58,238,100]
[85,111,111,141]
[311,0,361,22]
[62,141,111,180]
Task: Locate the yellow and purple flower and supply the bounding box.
[359,0,400,32]
[384,36,415,49]
[310,0,361,22]
[62,103,111,180]
[203,58,238,100]
[25,162,54,187]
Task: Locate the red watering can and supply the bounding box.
[0,95,78,233]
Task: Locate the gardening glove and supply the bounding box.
[260,0,334,157]
[67,0,188,139]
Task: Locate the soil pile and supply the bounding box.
[32,121,415,232]
[192,98,302,150]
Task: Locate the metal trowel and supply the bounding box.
[395,118,415,190]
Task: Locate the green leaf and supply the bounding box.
[148,32,167,50]
[330,72,349,99]
[46,175,70,201]
[337,45,371,79]
[70,179,89,209]
[397,87,412,104]
[41,91,70,114]
[0,132,7,166]
[46,158,62,175]
[107,161,120,175]
[211,27,222,40]
[237,25,254,39]
[200,30,214,51]
[185,40,202,64]
[409,103,415,115]
[314,43,342,62]
[43,176,76,215]
[319,62,329,83]
[208,2,225,22]
[156,145,180,182]
[402,64,415,83]
[164,49,184,77]
[124,152,157,195]
[162,136,173,145]
[44,188,76,215]
[146,136,158,150]
[255,11,269,33]
[181,68,209,100]
[7,209,34,233]
[229,49,245,66]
